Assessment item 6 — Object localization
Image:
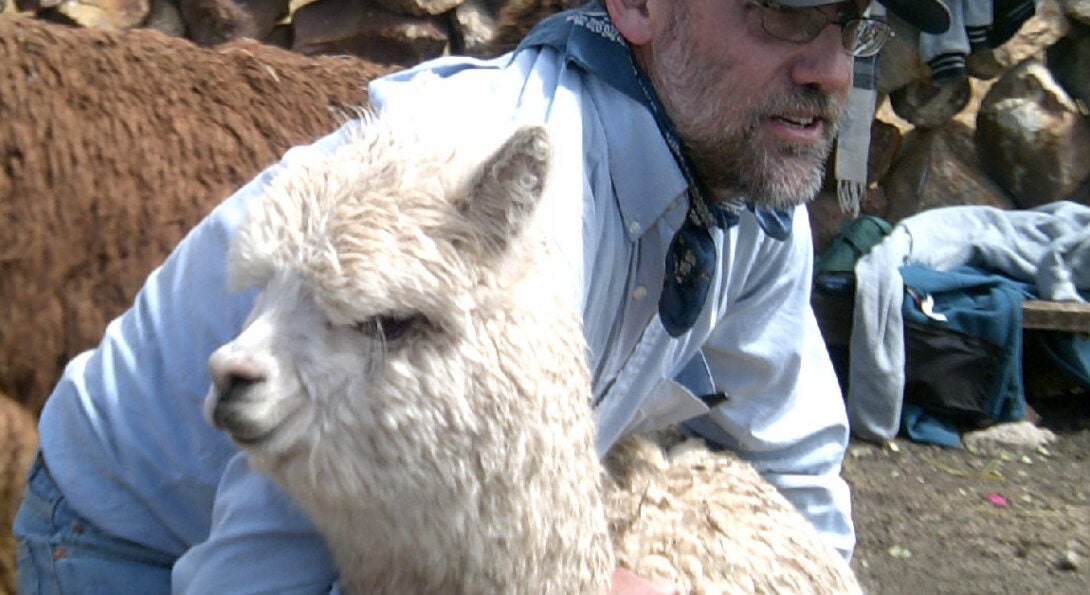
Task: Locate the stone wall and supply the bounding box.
[6,0,1085,252]
[811,0,1090,251]
[3,0,582,62]
[2,0,1089,280]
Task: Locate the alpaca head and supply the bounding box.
[204,110,566,482]
[203,109,612,591]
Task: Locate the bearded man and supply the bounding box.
[16,1,950,593]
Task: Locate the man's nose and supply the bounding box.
[787,24,854,94]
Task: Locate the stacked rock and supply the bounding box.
[2,0,1087,249]
[811,0,1089,251]
[5,0,580,64]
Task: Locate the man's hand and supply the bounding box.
[609,567,677,595]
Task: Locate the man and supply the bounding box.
[15,1,950,593]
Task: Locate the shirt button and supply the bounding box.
[632,286,648,300]
[628,221,641,235]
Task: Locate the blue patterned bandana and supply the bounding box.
[515,2,794,337]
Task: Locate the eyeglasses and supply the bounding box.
[746,0,893,58]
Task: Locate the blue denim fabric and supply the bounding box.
[14,453,174,595]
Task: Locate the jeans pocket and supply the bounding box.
[14,453,173,595]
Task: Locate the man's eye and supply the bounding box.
[835,3,859,22]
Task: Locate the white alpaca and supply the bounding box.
[204,109,861,594]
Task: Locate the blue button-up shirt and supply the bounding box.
[37,45,853,594]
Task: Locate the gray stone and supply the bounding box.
[966,48,1005,80]
[371,0,462,17]
[975,59,1090,208]
[55,0,150,29]
[1046,22,1090,108]
[451,0,496,56]
[292,0,449,65]
[144,0,186,37]
[179,0,290,46]
[889,76,972,129]
[865,119,904,186]
[881,123,1015,224]
[1062,0,1090,25]
[991,0,1070,70]
[1056,549,1080,571]
[263,22,291,48]
[13,0,63,11]
[962,421,1057,455]
[876,18,930,95]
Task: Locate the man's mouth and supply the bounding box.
[774,114,819,128]
[765,112,830,145]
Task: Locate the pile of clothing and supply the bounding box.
[836,202,1090,445]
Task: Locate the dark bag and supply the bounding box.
[902,319,1002,427]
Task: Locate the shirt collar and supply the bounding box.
[514,1,793,242]
[592,82,688,241]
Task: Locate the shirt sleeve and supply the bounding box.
[171,121,364,593]
[172,453,340,595]
[686,206,856,559]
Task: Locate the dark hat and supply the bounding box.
[780,0,952,35]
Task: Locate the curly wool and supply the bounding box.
[606,432,861,594]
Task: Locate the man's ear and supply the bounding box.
[605,0,653,46]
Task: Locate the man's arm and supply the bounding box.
[686,207,855,559]
[170,121,367,593]
[173,454,340,594]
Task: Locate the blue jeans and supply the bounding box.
[14,452,174,595]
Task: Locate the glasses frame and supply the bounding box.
[747,0,893,58]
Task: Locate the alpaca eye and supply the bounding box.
[353,315,420,342]
[375,315,419,341]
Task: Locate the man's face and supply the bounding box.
[643,0,855,209]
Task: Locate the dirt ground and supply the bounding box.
[845,392,1090,594]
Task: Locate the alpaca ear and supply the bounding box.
[460,125,551,255]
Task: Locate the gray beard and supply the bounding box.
[645,8,840,209]
[669,84,840,210]
[685,120,835,210]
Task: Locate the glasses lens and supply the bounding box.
[843,19,891,58]
[759,3,826,43]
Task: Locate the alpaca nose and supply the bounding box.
[209,349,268,405]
